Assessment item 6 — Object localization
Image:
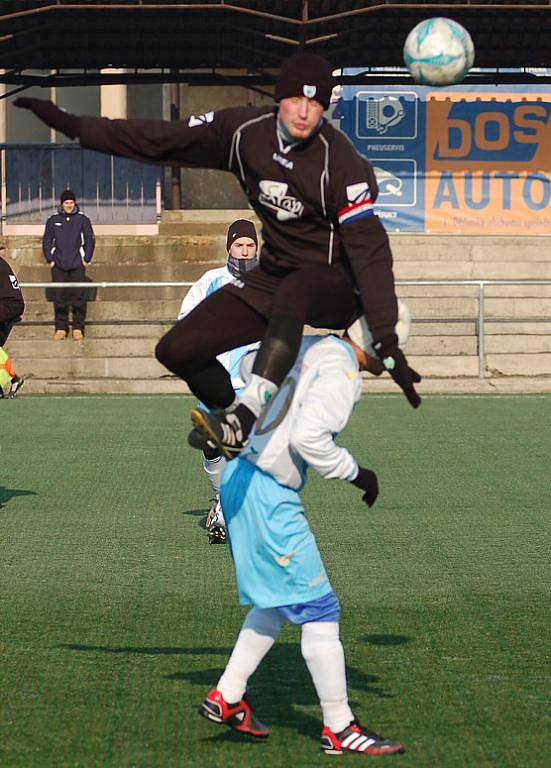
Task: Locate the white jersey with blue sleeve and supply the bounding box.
[178,266,259,392]
[240,335,362,490]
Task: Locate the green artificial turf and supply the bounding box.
[1,394,550,767]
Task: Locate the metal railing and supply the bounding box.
[1,144,161,226]
[19,278,551,379]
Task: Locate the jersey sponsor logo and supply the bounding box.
[303,84,317,99]
[275,550,299,567]
[338,181,374,225]
[309,574,328,587]
[258,180,304,221]
[9,274,20,290]
[272,152,294,170]
[188,111,214,128]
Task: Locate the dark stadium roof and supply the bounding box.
[1,1,550,92]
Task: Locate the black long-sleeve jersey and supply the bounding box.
[79,105,398,340]
[0,255,24,326]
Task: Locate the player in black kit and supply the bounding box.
[15,53,421,456]
[0,255,25,398]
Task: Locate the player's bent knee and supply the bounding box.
[155,330,192,373]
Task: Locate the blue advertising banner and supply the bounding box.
[339,79,551,233]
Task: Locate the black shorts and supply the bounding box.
[224,261,362,329]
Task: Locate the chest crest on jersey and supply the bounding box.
[258,180,304,221]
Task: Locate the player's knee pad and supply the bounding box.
[301,621,341,662]
[252,313,303,384]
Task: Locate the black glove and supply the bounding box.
[13,98,80,140]
[374,333,422,408]
[351,466,379,508]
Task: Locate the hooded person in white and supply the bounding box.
[177,220,259,542]
[198,302,411,755]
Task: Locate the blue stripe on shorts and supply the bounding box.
[277,590,341,625]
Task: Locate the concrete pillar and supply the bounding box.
[100,69,127,118]
[0,75,6,143]
[0,75,5,232]
[50,77,56,143]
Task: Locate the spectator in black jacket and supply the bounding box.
[0,254,25,398]
[42,189,95,340]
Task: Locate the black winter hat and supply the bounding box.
[60,189,76,203]
[275,53,334,109]
[226,219,258,252]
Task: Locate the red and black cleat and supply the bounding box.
[198,688,269,740]
[321,718,405,756]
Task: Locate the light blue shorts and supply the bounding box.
[220,458,335,611]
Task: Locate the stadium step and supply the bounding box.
[3,221,550,393]
[10,353,551,382]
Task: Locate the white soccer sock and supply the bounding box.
[237,374,278,419]
[301,621,354,734]
[202,454,226,496]
[217,607,284,703]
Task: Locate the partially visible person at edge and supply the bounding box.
[177,219,260,544]
[15,52,421,457]
[0,254,25,398]
[42,189,95,341]
[197,303,412,756]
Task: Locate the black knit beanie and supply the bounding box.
[275,53,334,109]
[226,219,258,252]
[60,189,76,203]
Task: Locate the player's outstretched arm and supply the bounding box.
[14,98,80,139]
[14,98,254,170]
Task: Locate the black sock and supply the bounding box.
[233,404,257,438]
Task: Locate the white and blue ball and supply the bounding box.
[403,17,475,86]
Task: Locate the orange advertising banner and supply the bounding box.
[425,92,551,233]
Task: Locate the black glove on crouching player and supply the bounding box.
[13,98,80,140]
[351,466,379,508]
[374,333,422,409]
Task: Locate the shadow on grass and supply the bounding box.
[169,644,394,741]
[58,644,233,656]
[363,634,412,646]
[58,640,399,743]
[0,485,37,508]
[182,507,209,518]
[182,507,210,531]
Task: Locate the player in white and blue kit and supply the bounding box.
[178,219,259,543]
[198,303,411,756]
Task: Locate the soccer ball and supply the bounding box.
[403,17,475,86]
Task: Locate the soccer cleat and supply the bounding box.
[7,376,25,399]
[190,407,246,460]
[206,499,226,544]
[205,498,220,530]
[198,688,269,739]
[208,524,226,545]
[321,719,405,756]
